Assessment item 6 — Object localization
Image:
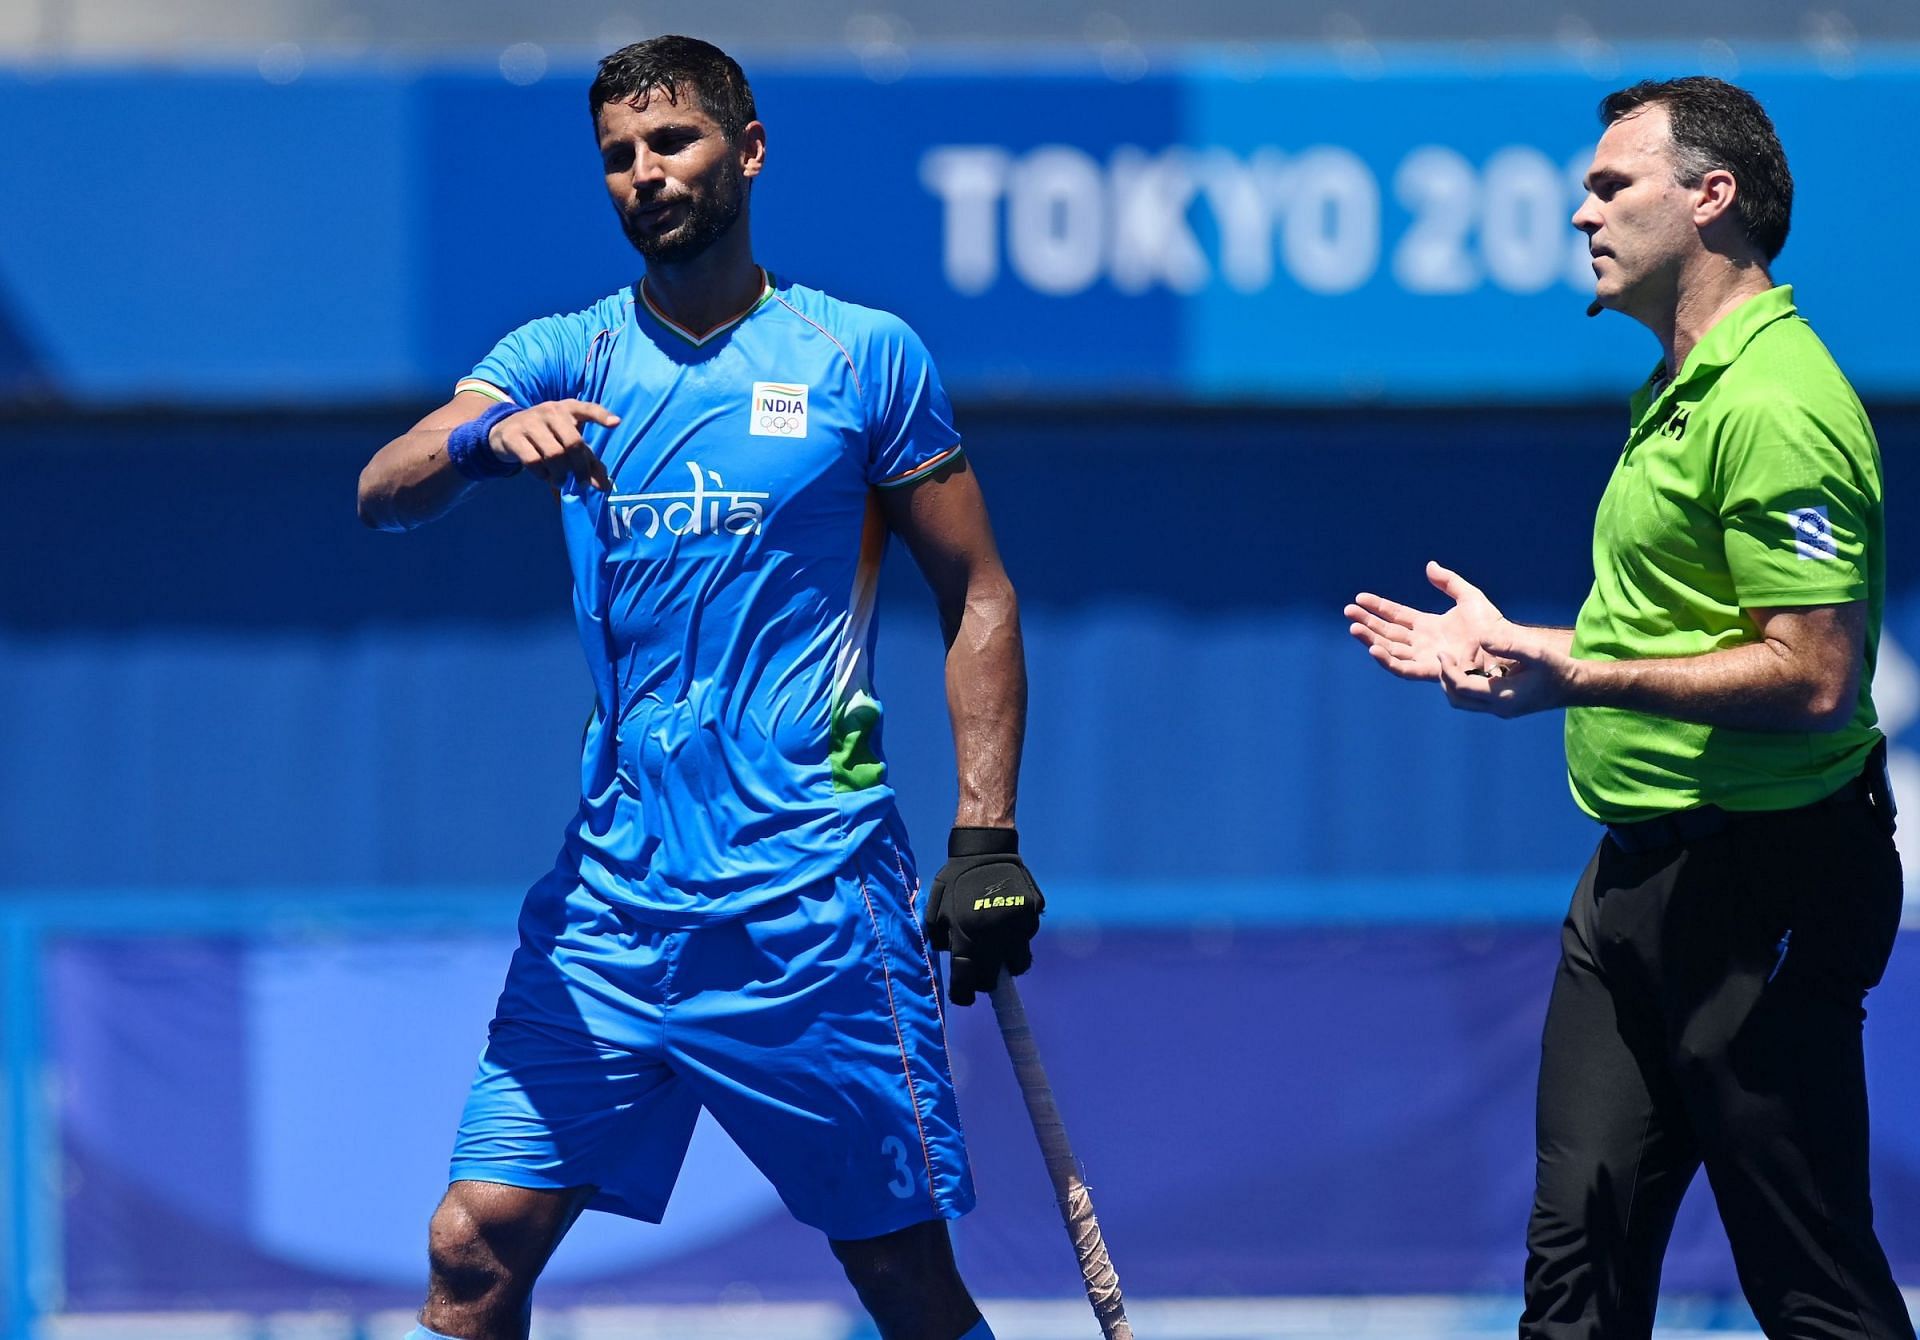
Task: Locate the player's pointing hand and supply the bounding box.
[489,399,619,492]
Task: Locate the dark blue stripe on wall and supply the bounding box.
[15,403,1920,633]
[7,406,1920,893]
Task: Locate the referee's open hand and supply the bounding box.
[1346,560,1510,682]
[924,827,1045,1006]
[489,399,618,492]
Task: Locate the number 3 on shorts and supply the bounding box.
[880,1135,916,1198]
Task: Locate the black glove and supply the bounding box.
[923,826,1045,1006]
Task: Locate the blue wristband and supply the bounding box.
[446,400,522,481]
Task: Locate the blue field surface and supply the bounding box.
[37,1295,1822,1338]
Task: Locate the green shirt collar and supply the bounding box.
[1630,283,1797,427]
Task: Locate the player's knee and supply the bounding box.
[832,1221,971,1335]
[425,1198,522,1306]
[1672,1025,1724,1081]
[836,1242,915,1303]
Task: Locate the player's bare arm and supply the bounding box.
[881,455,1026,830]
[358,392,617,533]
[1441,600,1864,730]
[884,455,1042,1008]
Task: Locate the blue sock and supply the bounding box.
[958,1319,995,1340]
[404,1328,462,1340]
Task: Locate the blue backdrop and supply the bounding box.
[1,49,1918,405]
[8,45,1920,1329]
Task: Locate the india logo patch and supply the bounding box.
[1790,505,1836,560]
[750,381,809,439]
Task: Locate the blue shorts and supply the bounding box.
[448,832,975,1241]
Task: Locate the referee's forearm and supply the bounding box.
[1565,643,1854,732]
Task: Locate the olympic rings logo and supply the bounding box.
[750,383,808,438]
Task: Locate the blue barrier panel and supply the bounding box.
[1,49,1918,405]
[7,891,1920,1316]
[1,919,52,1340]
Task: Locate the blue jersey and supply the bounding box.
[460,273,962,925]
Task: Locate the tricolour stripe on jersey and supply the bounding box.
[638,268,775,347]
[829,492,891,793]
[877,443,965,490]
[454,378,514,403]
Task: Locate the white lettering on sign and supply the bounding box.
[1198,148,1282,293]
[1393,146,1480,293]
[920,141,1600,300]
[1278,146,1379,295]
[1480,146,1570,294]
[1007,146,1106,295]
[918,146,1009,295]
[1109,145,1207,294]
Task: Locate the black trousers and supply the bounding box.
[1520,793,1912,1339]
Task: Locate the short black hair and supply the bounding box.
[1599,76,1793,261]
[589,35,757,141]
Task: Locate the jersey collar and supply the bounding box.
[636,267,776,347]
[1630,284,1797,431]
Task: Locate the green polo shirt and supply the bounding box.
[1565,285,1883,824]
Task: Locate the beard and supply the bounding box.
[621,162,746,265]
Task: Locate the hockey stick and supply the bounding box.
[989,977,1133,1340]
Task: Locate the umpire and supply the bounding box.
[1346,77,1912,1338]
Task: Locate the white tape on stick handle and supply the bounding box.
[989,978,1134,1340]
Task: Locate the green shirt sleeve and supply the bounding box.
[1714,397,1871,608]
